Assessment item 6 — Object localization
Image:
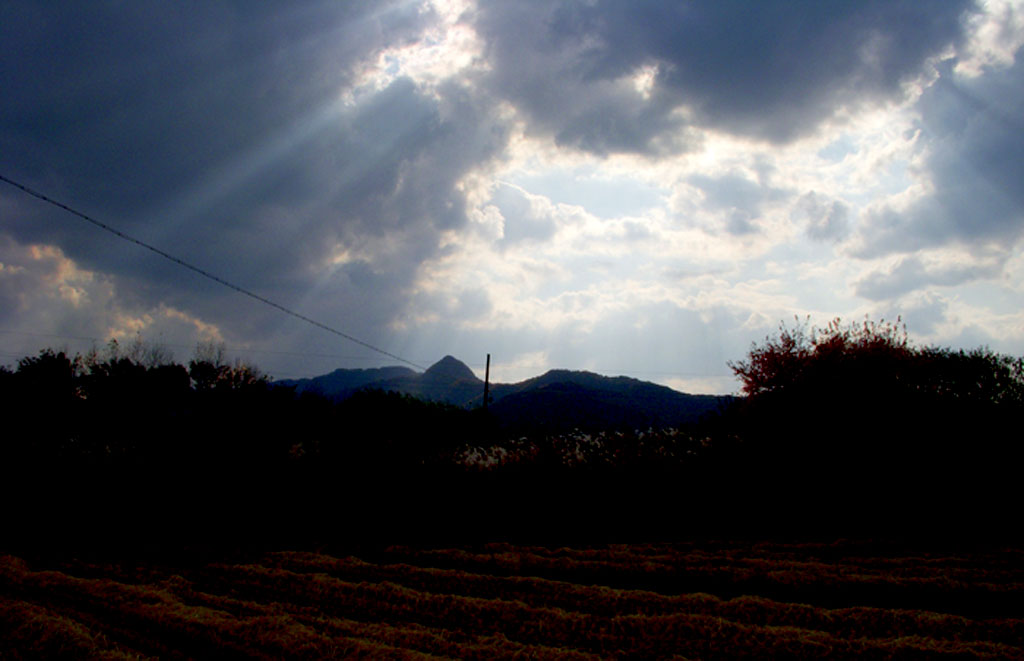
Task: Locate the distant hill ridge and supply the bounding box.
[276,356,731,433]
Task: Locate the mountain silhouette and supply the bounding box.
[276,356,730,432]
[483,370,727,433]
[275,365,417,400]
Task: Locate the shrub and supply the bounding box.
[723,316,1024,523]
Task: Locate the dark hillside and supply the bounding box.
[276,365,417,399]
[488,373,728,434]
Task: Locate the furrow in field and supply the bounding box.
[0,595,151,660]
[5,547,1024,660]
[262,551,1024,649]
[159,570,602,661]
[374,544,1024,616]
[0,556,440,660]
[192,560,1024,660]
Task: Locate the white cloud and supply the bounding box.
[956,0,1024,76]
[0,236,223,365]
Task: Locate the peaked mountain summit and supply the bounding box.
[423,355,480,383]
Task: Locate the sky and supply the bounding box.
[2,0,1023,394]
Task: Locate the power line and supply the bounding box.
[0,173,426,371]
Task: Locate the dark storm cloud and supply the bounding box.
[147,74,505,343]
[0,0,432,264]
[0,2,430,214]
[852,54,1024,257]
[0,2,508,345]
[471,0,976,154]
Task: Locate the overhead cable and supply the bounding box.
[0,173,425,371]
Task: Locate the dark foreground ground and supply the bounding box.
[3,463,1021,659]
[3,538,1023,659]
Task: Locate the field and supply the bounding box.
[2,539,1023,659]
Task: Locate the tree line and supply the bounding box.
[1,338,479,472]
[2,318,1022,546]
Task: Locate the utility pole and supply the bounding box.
[483,353,491,411]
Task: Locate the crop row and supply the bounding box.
[193,560,1022,659]
[0,555,598,660]
[4,546,1024,660]
[258,551,1024,647]
[382,541,1024,583]
[372,542,1024,616]
[0,594,137,660]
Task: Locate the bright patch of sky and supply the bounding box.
[504,168,665,219]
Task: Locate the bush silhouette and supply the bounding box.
[724,316,1023,532]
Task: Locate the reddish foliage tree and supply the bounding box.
[729,316,910,397]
